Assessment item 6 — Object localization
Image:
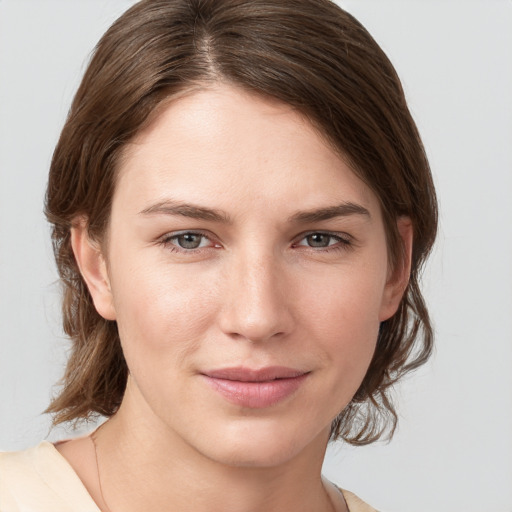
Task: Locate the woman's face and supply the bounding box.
[82,84,408,467]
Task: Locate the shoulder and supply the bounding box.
[0,442,99,512]
[339,488,379,512]
[0,443,52,503]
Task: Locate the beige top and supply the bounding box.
[0,442,377,512]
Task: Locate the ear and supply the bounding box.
[379,216,413,322]
[70,219,116,321]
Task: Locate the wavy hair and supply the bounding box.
[45,0,437,445]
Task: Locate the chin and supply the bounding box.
[195,417,329,469]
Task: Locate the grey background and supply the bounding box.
[1,1,511,511]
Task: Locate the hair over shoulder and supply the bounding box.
[45,0,437,445]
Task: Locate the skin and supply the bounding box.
[60,84,412,512]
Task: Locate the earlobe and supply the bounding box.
[70,219,116,321]
[379,216,413,322]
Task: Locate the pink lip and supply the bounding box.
[201,366,309,408]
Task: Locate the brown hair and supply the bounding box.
[45,0,437,445]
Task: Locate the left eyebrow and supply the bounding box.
[288,202,371,223]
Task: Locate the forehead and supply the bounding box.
[115,84,378,218]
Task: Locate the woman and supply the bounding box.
[0,1,437,511]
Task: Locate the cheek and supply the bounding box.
[301,258,386,333]
[109,256,219,368]
[298,264,386,380]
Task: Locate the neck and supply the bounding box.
[93,384,341,512]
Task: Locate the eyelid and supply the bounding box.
[293,230,353,246]
[158,230,221,251]
[157,229,354,254]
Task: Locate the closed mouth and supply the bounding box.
[201,366,310,408]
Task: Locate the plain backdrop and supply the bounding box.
[0,1,511,511]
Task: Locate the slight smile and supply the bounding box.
[201,367,310,409]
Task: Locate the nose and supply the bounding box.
[218,248,294,343]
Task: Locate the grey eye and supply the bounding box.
[305,233,332,247]
[175,233,204,249]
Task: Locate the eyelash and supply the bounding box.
[158,230,353,254]
[292,231,353,253]
[159,231,218,253]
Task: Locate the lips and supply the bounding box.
[201,366,309,408]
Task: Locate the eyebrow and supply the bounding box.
[139,199,370,224]
[139,200,232,223]
[288,202,371,223]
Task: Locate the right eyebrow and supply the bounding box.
[138,199,232,224]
